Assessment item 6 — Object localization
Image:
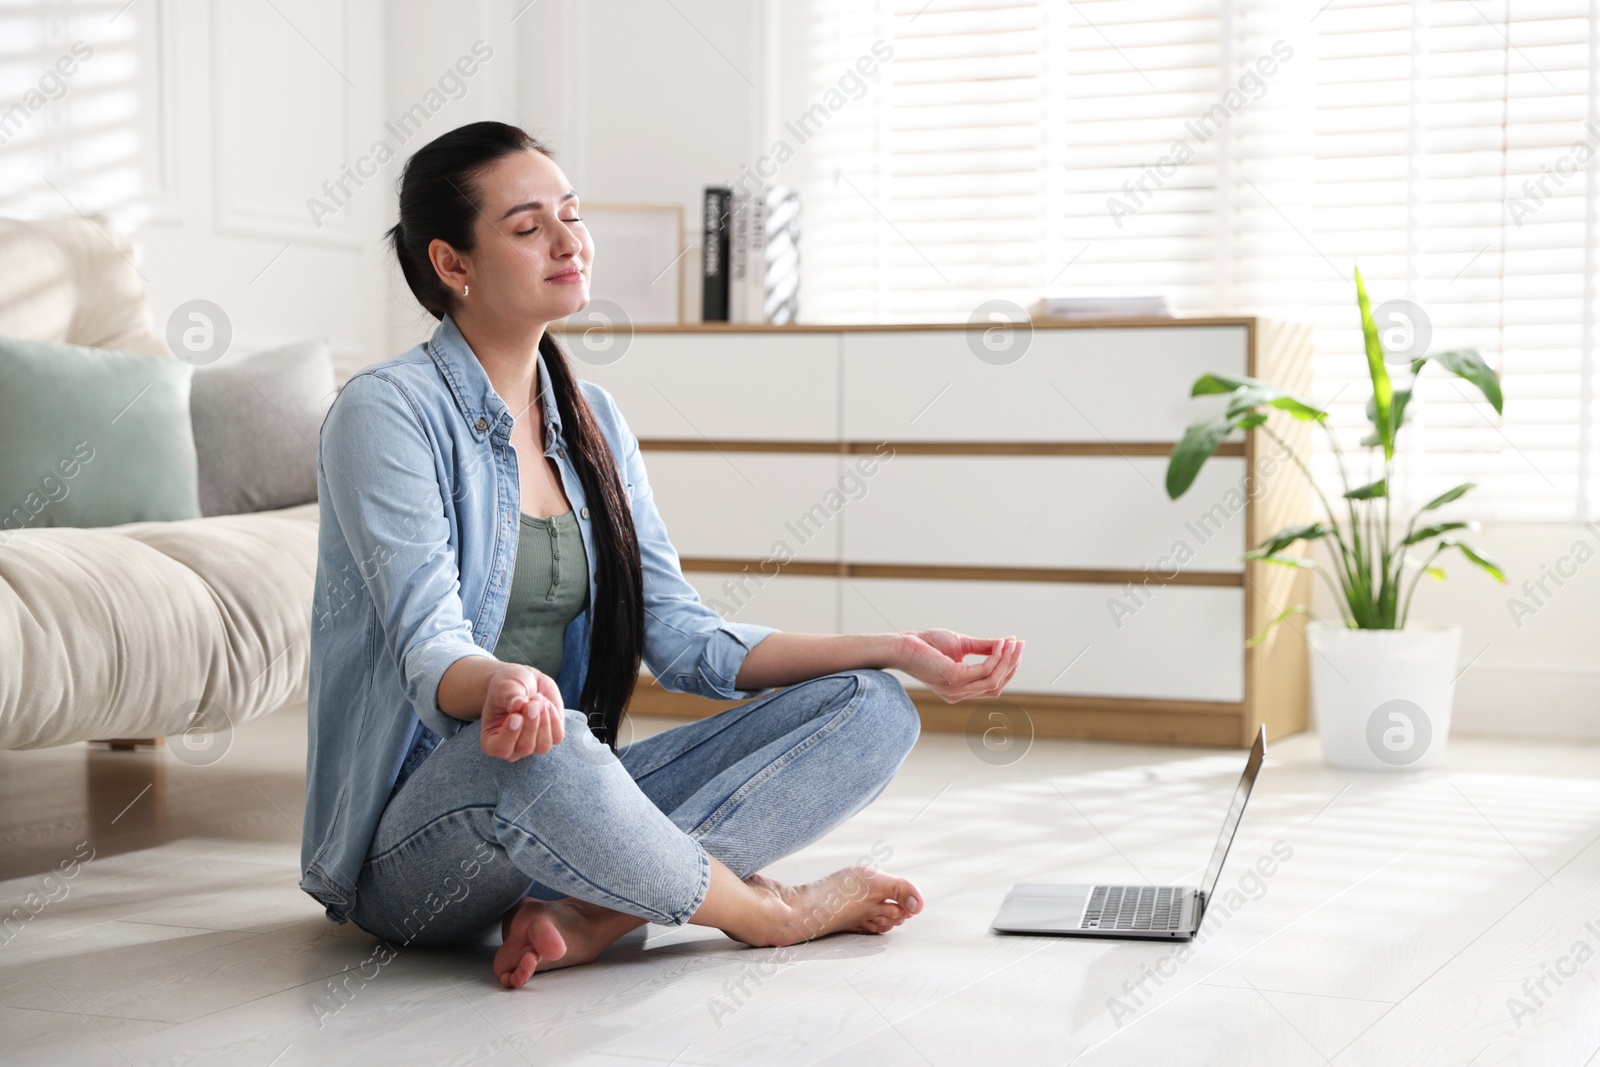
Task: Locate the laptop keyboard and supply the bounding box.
[1080,885,1185,931]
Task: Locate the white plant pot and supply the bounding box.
[1305,620,1462,771]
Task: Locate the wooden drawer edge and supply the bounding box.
[626,678,1263,748]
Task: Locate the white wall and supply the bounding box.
[510,0,772,333]
[0,0,547,378]
[0,0,772,367]
[379,0,525,355]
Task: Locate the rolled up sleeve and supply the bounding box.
[319,373,494,736]
[592,384,781,701]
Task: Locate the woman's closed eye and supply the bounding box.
[515,216,582,237]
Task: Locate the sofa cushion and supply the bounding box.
[0,215,166,356]
[0,502,318,749]
[0,335,201,533]
[190,339,335,517]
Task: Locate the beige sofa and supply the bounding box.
[0,216,318,749]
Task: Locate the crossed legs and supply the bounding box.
[347,669,926,986]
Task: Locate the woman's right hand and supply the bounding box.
[480,663,565,762]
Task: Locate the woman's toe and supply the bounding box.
[886,877,922,914]
[532,914,567,962]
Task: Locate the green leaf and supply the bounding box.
[1440,539,1507,584]
[1244,551,1317,569]
[1256,521,1332,556]
[1345,479,1387,500]
[1166,416,1236,499]
[1417,482,1475,513]
[1236,412,1269,430]
[1402,555,1447,582]
[1262,395,1328,423]
[1411,348,1504,415]
[1245,604,1308,649]
[1225,385,1328,423]
[1403,520,1476,545]
[1366,387,1411,435]
[1355,265,1396,460]
[1191,371,1326,423]
[1393,387,1412,431]
[1190,372,1261,397]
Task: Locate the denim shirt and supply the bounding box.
[299,313,781,924]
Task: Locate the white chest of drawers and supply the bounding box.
[563,318,1313,749]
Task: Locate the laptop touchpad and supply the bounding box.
[996,884,1091,930]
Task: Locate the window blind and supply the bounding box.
[1307,0,1600,522]
[787,0,1600,523]
[0,1,149,224]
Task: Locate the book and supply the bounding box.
[1028,295,1172,321]
[729,188,752,324]
[701,187,731,322]
[712,184,801,323]
[760,185,800,325]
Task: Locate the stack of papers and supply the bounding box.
[1028,295,1173,320]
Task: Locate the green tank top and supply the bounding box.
[492,508,589,676]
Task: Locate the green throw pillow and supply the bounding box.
[0,335,201,534]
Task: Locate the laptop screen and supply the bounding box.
[1198,725,1267,909]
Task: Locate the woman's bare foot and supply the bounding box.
[493,896,646,989]
[743,872,785,894]
[736,866,923,946]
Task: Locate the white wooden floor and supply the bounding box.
[2,704,1598,1067]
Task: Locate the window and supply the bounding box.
[785,0,1600,522]
[0,0,162,226]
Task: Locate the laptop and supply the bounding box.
[991,725,1266,941]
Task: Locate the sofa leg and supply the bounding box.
[93,737,166,750]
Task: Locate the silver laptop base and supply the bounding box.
[992,882,1199,940]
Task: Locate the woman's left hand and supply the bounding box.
[895,629,1024,703]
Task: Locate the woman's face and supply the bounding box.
[436,148,592,326]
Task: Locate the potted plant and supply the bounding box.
[1164,268,1506,769]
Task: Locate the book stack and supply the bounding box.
[1028,295,1173,321]
[702,185,800,324]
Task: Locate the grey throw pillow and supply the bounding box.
[0,335,200,534]
[189,339,336,516]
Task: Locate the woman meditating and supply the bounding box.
[298,120,1025,989]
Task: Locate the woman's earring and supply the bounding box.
[462,284,469,297]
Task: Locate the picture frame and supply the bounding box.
[570,201,686,325]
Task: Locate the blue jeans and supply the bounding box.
[346,669,920,946]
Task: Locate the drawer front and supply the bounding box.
[642,452,845,562]
[844,455,1248,571]
[840,578,1244,702]
[841,326,1248,442]
[574,331,839,440]
[681,572,840,634]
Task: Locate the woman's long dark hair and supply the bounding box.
[386,120,644,749]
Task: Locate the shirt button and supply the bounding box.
[580,506,589,519]
[475,417,487,431]
[557,448,565,458]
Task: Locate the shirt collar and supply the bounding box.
[426,312,564,445]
